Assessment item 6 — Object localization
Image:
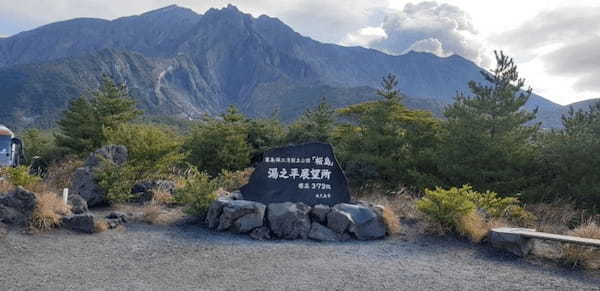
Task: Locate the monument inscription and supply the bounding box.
[240,143,351,206]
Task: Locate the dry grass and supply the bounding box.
[561,220,600,269]
[151,188,174,205]
[94,220,109,233]
[45,159,84,190]
[377,205,402,235]
[0,179,14,193]
[116,203,184,225]
[456,211,489,243]
[216,168,254,192]
[30,191,71,231]
[356,191,422,220]
[527,201,582,234]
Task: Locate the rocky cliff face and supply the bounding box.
[0,5,567,128]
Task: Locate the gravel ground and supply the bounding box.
[1,220,599,291]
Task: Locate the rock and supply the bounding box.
[206,197,232,229]
[489,228,534,257]
[334,203,386,240]
[71,167,105,207]
[72,145,129,207]
[131,180,175,202]
[229,190,243,200]
[267,202,311,239]
[106,211,127,223]
[0,187,37,225]
[62,213,97,234]
[218,200,266,233]
[68,194,88,214]
[308,222,339,242]
[326,207,352,234]
[0,222,7,238]
[249,226,271,240]
[84,145,128,168]
[310,204,330,224]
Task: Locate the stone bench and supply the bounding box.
[489,227,600,257]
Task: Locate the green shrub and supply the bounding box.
[214,168,254,192]
[417,185,533,235]
[104,123,185,179]
[174,168,218,216]
[1,166,41,188]
[416,185,477,232]
[95,162,137,204]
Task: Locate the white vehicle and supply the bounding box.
[0,125,25,168]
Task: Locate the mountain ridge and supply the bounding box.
[0,4,585,129]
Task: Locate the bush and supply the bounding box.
[417,185,532,240]
[184,107,252,177]
[1,166,41,188]
[214,168,254,192]
[174,168,218,216]
[104,123,185,179]
[45,158,84,191]
[416,186,476,233]
[95,162,137,204]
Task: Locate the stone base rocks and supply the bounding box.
[206,198,388,241]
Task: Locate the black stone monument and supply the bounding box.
[240,143,351,206]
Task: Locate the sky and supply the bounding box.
[0,0,598,105]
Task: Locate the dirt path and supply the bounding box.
[1,221,599,290]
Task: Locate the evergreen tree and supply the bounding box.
[438,51,540,195]
[285,98,336,144]
[335,74,442,192]
[533,101,600,209]
[55,76,141,156]
[184,106,252,176]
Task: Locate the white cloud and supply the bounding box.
[341,26,387,47]
[344,1,489,66]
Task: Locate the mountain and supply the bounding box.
[0,4,570,129]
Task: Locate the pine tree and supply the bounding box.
[285,98,336,144]
[438,51,540,195]
[55,76,141,156]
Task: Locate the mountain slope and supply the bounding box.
[0,4,567,128]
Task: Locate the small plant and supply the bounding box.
[214,168,254,192]
[174,168,218,216]
[2,166,41,188]
[94,220,109,233]
[30,192,71,231]
[416,186,476,233]
[456,211,488,243]
[95,162,137,204]
[561,221,600,269]
[379,206,401,235]
[416,185,533,241]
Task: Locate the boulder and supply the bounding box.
[206,197,231,229]
[0,187,37,225]
[229,190,244,200]
[131,180,175,202]
[249,226,271,240]
[308,222,339,242]
[62,213,97,234]
[68,194,88,214]
[71,167,105,207]
[310,204,330,224]
[267,202,311,239]
[334,203,386,240]
[84,145,128,168]
[71,145,129,207]
[326,207,353,234]
[489,228,534,257]
[106,211,127,223]
[218,200,266,233]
